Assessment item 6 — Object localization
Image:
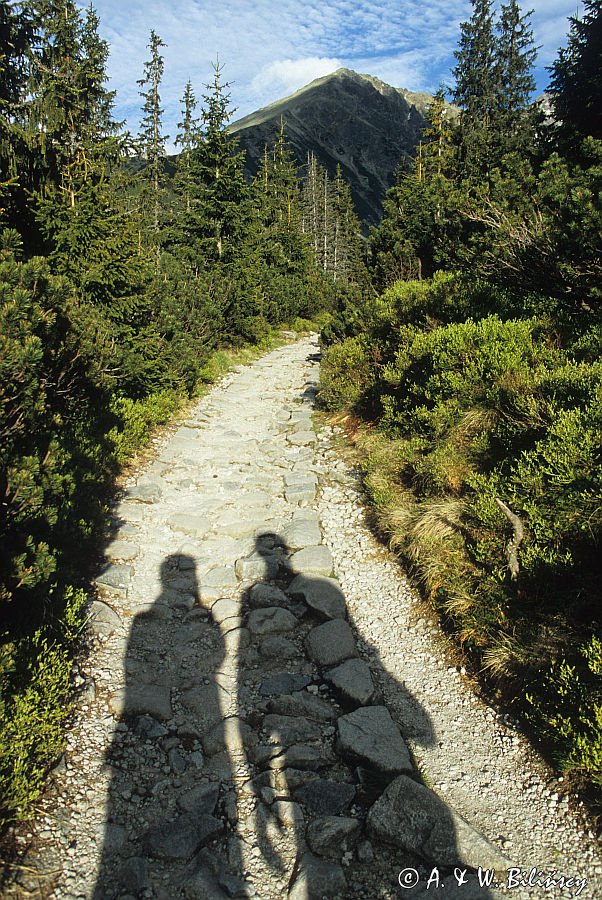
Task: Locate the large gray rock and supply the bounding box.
[288,853,346,899]
[367,775,512,872]
[307,816,360,858]
[143,814,222,859]
[294,779,356,815]
[290,546,334,577]
[305,619,357,667]
[337,706,412,774]
[284,482,316,504]
[262,714,322,746]
[127,480,161,503]
[288,574,346,620]
[247,606,297,635]
[203,566,238,589]
[268,691,336,722]
[118,857,149,894]
[325,658,376,707]
[288,430,317,446]
[106,540,139,562]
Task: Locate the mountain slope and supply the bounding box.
[229,68,429,227]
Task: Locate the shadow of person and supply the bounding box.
[235,533,501,898]
[93,554,246,900]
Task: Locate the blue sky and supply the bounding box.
[86,0,583,151]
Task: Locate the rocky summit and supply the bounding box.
[230,68,429,227]
[8,337,600,899]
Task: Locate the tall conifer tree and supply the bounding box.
[452,0,497,177]
[548,0,602,154]
[137,30,167,262]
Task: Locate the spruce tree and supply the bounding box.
[184,61,247,264]
[0,3,33,230]
[174,80,200,212]
[495,0,537,156]
[452,0,498,178]
[548,0,602,155]
[137,30,167,263]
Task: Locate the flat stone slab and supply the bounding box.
[262,714,322,746]
[288,430,317,446]
[105,540,139,562]
[307,816,360,858]
[210,598,240,624]
[305,619,357,667]
[285,484,316,504]
[268,691,336,722]
[294,779,356,816]
[290,545,334,577]
[110,684,172,722]
[142,814,223,859]
[288,574,346,620]
[126,480,162,503]
[259,673,312,696]
[367,775,512,871]
[168,513,211,538]
[325,658,376,707]
[337,706,412,774]
[203,566,238,589]
[283,517,322,550]
[247,606,297,635]
[235,552,280,582]
[95,564,133,596]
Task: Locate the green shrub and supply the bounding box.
[0,587,85,828]
[318,336,376,411]
[108,390,183,465]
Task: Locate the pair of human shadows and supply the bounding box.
[238,534,497,898]
[94,541,495,898]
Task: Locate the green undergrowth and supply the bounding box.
[0,587,86,828]
[320,273,602,808]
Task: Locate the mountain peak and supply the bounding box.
[231,69,431,226]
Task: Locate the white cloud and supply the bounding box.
[251,57,343,99]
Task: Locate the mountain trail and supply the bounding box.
[6,337,600,899]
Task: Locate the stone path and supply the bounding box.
[7,337,601,899]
